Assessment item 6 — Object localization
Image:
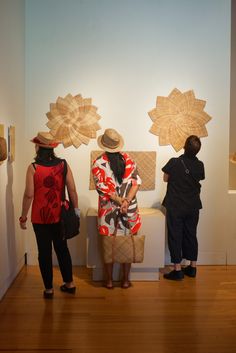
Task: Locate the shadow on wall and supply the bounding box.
[6,163,17,271]
[151,202,171,265]
[159,204,171,265]
[229,162,236,190]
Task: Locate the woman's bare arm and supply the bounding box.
[66,164,79,208]
[120,185,139,214]
[20,165,35,229]
[163,173,169,182]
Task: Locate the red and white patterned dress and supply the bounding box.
[92,152,142,236]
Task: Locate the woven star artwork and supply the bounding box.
[148,88,212,152]
[46,93,101,148]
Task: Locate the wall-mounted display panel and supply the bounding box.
[89,151,156,191]
[8,125,15,162]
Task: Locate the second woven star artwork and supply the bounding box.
[148,88,212,152]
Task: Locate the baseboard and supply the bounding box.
[165,251,227,266]
[130,268,160,281]
[0,255,25,301]
[197,251,227,265]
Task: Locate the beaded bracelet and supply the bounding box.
[19,216,27,223]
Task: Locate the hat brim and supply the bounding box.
[31,137,59,149]
[97,134,124,153]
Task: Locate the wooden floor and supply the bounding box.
[0,266,236,353]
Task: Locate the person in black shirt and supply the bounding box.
[162,135,205,280]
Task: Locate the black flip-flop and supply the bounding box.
[43,290,54,299]
[60,284,76,294]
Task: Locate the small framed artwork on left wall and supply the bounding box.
[0,124,7,164]
[8,125,15,162]
[0,124,4,137]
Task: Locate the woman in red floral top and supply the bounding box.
[92,128,142,289]
[19,132,79,299]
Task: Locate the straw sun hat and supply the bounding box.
[31,132,60,149]
[97,128,124,153]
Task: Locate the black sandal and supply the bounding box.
[60,284,76,294]
[43,290,54,299]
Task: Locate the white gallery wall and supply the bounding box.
[1,0,234,301]
[228,0,236,263]
[0,0,26,299]
[24,0,233,266]
[229,0,236,190]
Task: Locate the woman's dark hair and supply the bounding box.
[34,146,57,163]
[184,135,201,157]
[106,152,125,184]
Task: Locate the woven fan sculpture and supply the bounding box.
[46,94,101,148]
[148,88,212,152]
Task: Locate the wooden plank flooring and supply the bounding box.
[0,266,236,353]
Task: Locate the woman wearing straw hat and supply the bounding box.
[92,128,142,289]
[19,132,79,298]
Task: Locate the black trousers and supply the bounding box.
[33,223,73,289]
[166,209,199,264]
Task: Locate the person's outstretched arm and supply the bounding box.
[19,165,34,229]
[92,160,123,205]
[163,173,169,182]
[66,163,79,209]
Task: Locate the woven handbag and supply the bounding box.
[102,215,145,264]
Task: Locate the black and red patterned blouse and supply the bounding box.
[31,160,64,224]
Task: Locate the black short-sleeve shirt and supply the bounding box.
[162,154,205,211]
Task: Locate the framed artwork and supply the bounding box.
[8,125,15,162]
[0,124,6,165]
[0,124,4,138]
